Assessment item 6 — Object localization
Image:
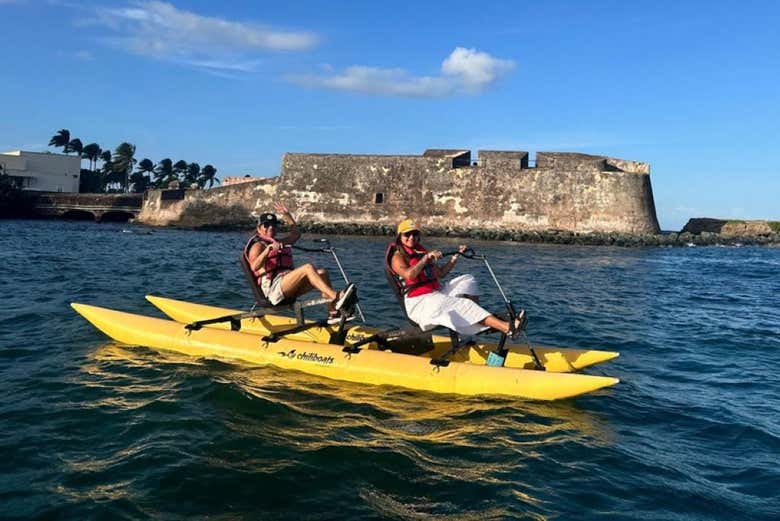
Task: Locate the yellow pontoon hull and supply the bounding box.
[72,303,619,401]
[145,295,619,373]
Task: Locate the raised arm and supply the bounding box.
[275,201,301,245]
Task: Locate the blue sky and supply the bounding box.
[1,0,778,230]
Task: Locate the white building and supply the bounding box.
[0,150,81,192]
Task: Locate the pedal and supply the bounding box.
[430,358,450,367]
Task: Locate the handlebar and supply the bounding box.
[291,238,332,253]
[441,247,482,259]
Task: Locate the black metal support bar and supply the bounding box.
[430,331,475,367]
[261,318,332,343]
[185,309,267,331]
[184,296,331,332]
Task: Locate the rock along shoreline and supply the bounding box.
[195,221,780,247]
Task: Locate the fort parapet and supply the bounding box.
[138,149,660,235]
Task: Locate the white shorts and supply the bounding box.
[404,274,490,336]
[260,272,288,305]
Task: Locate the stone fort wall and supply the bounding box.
[138,149,660,234]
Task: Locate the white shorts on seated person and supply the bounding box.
[404,274,491,336]
[260,272,287,305]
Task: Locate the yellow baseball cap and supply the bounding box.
[397,219,420,235]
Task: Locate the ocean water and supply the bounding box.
[0,219,778,520]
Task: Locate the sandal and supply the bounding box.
[334,283,357,311]
[510,309,528,337]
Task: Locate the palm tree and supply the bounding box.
[68,138,83,168]
[185,162,200,188]
[134,158,155,191]
[101,157,115,192]
[129,171,151,193]
[48,129,70,154]
[112,142,137,192]
[200,164,219,188]
[153,158,173,188]
[173,160,188,183]
[82,143,102,172]
[100,150,113,191]
[136,158,155,178]
[68,138,83,156]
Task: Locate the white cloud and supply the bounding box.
[289,47,515,97]
[441,47,515,92]
[89,1,318,72]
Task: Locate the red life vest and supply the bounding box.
[244,234,294,285]
[400,244,440,297]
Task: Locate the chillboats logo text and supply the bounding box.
[278,349,335,365]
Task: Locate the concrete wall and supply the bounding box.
[0,150,81,192]
[137,149,660,234]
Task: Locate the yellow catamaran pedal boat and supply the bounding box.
[72,301,619,401]
[144,295,619,373]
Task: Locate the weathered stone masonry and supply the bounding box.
[138,149,660,235]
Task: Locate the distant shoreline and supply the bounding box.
[203,221,780,247]
[3,214,779,247]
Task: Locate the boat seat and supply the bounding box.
[239,253,329,325]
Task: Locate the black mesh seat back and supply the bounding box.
[239,253,296,308]
[384,243,421,328]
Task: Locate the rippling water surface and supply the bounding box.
[1,219,778,520]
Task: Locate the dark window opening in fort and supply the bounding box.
[61,209,95,221]
[101,211,134,223]
[161,189,185,201]
[375,193,384,204]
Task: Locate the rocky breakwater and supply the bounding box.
[678,218,780,246]
[299,221,779,247]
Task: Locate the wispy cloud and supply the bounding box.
[87,1,318,72]
[288,47,515,97]
[56,49,94,61]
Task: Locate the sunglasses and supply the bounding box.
[260,222,278,228]
[402,230,420,238]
